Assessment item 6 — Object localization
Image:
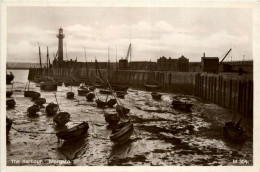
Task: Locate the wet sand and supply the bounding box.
[6,81,253,166]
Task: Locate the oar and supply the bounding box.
[54,92,61,112]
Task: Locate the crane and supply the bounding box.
[125,43,132,61]
[220,48,232,64]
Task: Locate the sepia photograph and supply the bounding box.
[1,1,259,171]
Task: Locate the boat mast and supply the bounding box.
[46,46,49,76]
[38,42,42,75]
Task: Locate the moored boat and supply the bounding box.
[95,99,108,108]
[31,92,41,101]
[172,97,193,111]
[27,104,40,116]
[46,102,59,115]
[104,110,120,126]
[78,88,90,96]
[56,122,89,141]
[34,98,46,106]
[40,81,57,91]
[86,92,95,101]
[6,98,16,109]
[99,89,112,95]
[6,72,14,85]
[66,92,74,99]
[110,121,134,145]
[6,118,13,134]
[151,92,162,100]
[24,90,38,97]
[107,99,117,108]
[116,91,127,98]
[116,105,130,116]
[223,118,245,143]
[53,112,70,126]
[6,91,13,98]
[88,86,95,91]
[144,83,162,91]
[111,84,129,92]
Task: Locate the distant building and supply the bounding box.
[201,53,219,73]
[157,55,189,72]
[178,55,189,72]
[118,59,128,69]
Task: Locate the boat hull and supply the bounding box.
[6,91,13,98]
[40,82,57,91]
[56,122,89,141]
[53,112,70,126]
[110,122,134,145]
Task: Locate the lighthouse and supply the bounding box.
[56,28,65,62]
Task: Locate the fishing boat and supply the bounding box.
[104,110,120,126]
[46,102,59,115]
[31,92,41,101]
[86,92,95,101]
[6,91,13,98]
[34,98,46,106]
[40,81,58,91]
[56,122,89,141]
[53,112,70,126]
[144,82,162,91]
[116,91,127,98]
[99,89,112,95]
[110,83,129,92]
[88,86,95,91]
[223,118,245,143]
[116,105,130,116]
[107,99,117,108]
[6,72,14,85]
[151,92,162,100]
[64,81,81,87]
[110,120,134,145]
[6,118,12,134]
[6,98,16,109]
[78,88,90,96]
[95,99,108,108]
[27,104,40,116]
[66,92,74,99]
[172,97,193,111]
[24,90,37,97]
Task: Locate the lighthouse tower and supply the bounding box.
[56,28,65,62]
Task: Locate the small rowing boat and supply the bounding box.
[6,98,16,109]
[104,110,120,126]
[116,91,127,98]
[6,91,13,98]
[46,102,59,115]
[116,105,130,116]
[86,92,95,101]
[107,99,117,108]
[95,99,108,108]
[66,92,74,99]
[99,89,112,95]
[53,112,70,126]
[56,122,89,141]
[27,104,40,116]
[31,92,41,101]
[151,92,162,100]
[34,98,46,106]
[172,97,193,111]
[110,121,134,145]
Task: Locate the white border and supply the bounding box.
[1,1,260,172]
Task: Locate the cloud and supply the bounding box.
[6,8,252,63]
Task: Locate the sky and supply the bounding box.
[6,6,252,63]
